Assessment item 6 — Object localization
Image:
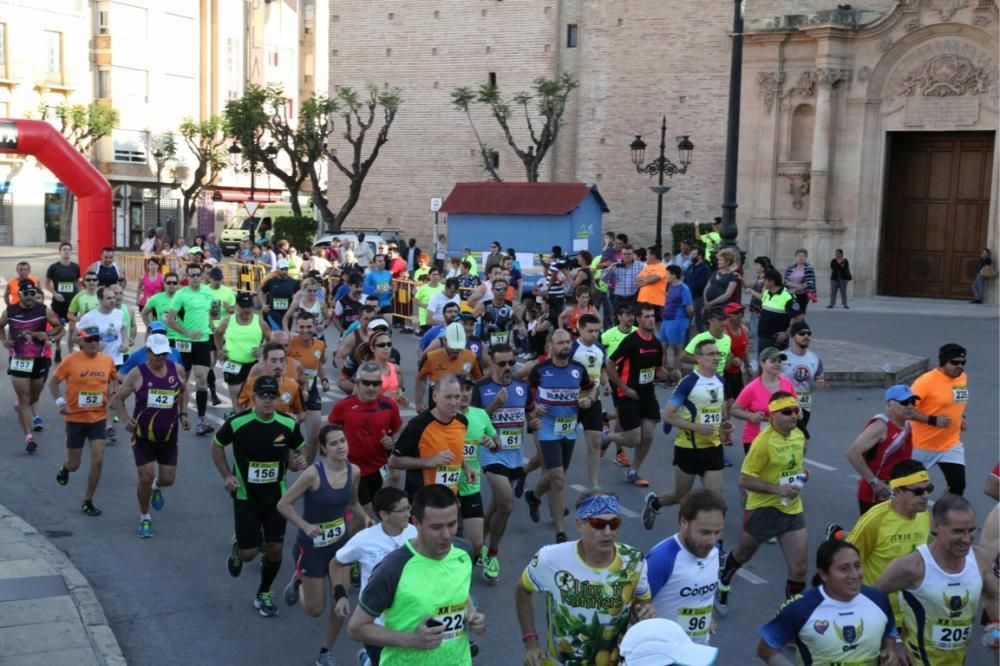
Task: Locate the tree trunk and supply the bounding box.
[288,193,302,218]
[309,171,336,233]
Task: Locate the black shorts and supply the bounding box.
[539,438,575,471]
[223,361,254,387]
[293,540,343,579]
[65,420,107,450]
[578,400,604,432]
[673,445,725,476]
[459,491,484,519]
[616,391,660,431]
[306,379,322,411]
[743,506,806,543]
[51,299,71,319]
[722,372,744,401]
[8,356,50,380]
[357,470,385,506]
[482,463,525,482]
[179,339,212,370]
[234,499,286,549]
[131,436,178,467]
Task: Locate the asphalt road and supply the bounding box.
[0,256,996,665]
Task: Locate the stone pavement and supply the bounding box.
[0,503,124,666]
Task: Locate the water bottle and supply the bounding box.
[781,474,807,506]
[982,627,1000,648]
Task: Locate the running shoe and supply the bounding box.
[723,453,733,468]
[31,416,43,432]
[106,426,116,444]
[315,650,335,666]
[137,518,153,539]
[825,523,845,542]
[54,349,62,363]
[767,536,778,544]
[475,545,488,568]
[151,488,165,512]
[513,474,525,499]
[227,536,243,578]
[357,648,371,666]
[626,469,649,487]
[615,449,630,467]
[195,422,215,436]
[254,591,279,617]
[56,466,69,486]
[24,434,37,454]
[524,490,541,524]
[283,572,301,607]
[599,429,611,455]
[81,501,102,517]
[112,415,120,423]
[483,554,500,584]
[715,582,730,617]
[641,492,660,531]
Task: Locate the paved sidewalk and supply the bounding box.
[0,503,124,666]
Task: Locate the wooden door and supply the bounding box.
[880,132,994,298]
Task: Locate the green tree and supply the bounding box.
[37,102,120,242]
[451,72,578,182]
[176,117,227,233]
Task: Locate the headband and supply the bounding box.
[576,495,621,520]
[890,470,930,489]
[768,395,799,412]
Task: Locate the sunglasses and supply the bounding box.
[373,342,393,349]
[893,398,918,407]
[188,272,202,278]
[84,278,98,282]
[778,407,800,416]
[796,331,812,337]
[899,484,934,496]
[495,360,515,367]
[165,281,178,286]
[256,393,279,400]
[83,336,101,343]
[359,379,382,387]
[587,517,621,531]
[948,359,966,366]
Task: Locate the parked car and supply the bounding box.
[219,203,297,256]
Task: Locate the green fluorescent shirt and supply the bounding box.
[207,284,237,329]
[68,291,99,318]
[459,406,496,496]
[684,331,732,375]
[168,286,214,342]
[600,325,637,358]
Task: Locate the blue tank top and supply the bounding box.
[298,460,352,549]
[133,362,183,442]
[528,359,592,441]
[476,378,531,469]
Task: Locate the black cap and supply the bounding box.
[455,373,475,386]
[253,375,280,396]
[789,321,812,336]
[236,293,254,307]
[938,343,966,364]
[18,279,38,294]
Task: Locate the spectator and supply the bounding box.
[703,247,742,311]
[434,233,447,271]
[204,233,222,262]
[828,248,852,309]
[402,238,422,275]
[694,217,722,265]
[636,246,668,319]
[353,232,372,268]
[669,239,693,272]
[484,241,504,274]
[461,247,479,277]
[971,247,993,304]
[784,248,817,315]
[173,237,191,261]
[683,247,712,332]
[606,243,644,313]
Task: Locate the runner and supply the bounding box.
[426,278,462,326]
[523,329,594,543]
[603,304,670,486]
[287,311,330,459]
[205,266,237,406]
[45,242,80,363]
[363,254,393,315]
[757,541,903,666]
[78,286,127,444]
[112,334,189,538]
[214,293,271,408]
[66,271,100,353]
[718,392,809,615]
[780,320,825,439]
[875,493,998,665]
[118,321,182,375]
[477,277,520,350]
[845,384,917,515]
[140,271,180,330]
[682,308,732,375]
[277,424,368,666]
[414,267,444,334]
[720,302,749,447]
[88,246,126,287]
[475,343,537,584]
[570,314,609,489]
[643,338,727,530]
[283,275,331,339]
[729,347,797,455]
[909,343,970,496]
[599,302,636,468]
[332,273,364,335]
[166,263,216,436]
[660,264,694,383]
[556,286,597,336]
[457,374,498,573]
[1,279,62,451]
[347,484,486,666]
[235,342,305,416]
[50,325,117,516]
[414,323,481,412]
[389,374,470,497]
[211,375,307,618]
[516,491,653,666]
[259,258,300,330]
[332,487,417,666]
[646,489,726,645]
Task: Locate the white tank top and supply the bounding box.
[647,535,719,644]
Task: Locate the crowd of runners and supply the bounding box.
[0,231,997,666]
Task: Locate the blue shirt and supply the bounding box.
[363,269,393,308]
[119,346,183,375]
[528,359,593,441]
[474,378,532,470]
[663,282,693,320]
[419,325,445,351]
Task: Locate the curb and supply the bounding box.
[0,503,126,666]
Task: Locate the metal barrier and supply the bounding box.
[392,277,418,325]
[117,252,268,293]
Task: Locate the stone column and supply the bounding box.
[807,68,846,223]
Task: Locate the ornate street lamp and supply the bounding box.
[629,116,694,253]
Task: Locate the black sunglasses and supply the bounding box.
[165,281,179,285]
[359,379,382,388]
[83,336,101,343]
[796,331,812,337]
[899,484,934,497]
[948,359,966,366]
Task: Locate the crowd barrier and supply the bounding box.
[118,253,268,293]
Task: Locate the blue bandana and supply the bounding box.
[576,495,621,520]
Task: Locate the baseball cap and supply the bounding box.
[80,325,101,338]
[188,246,203,254]
[18,279,37,293]
[723,302,744,315]
[148,321,168,334]
[253,375,280,396]
[885,384,917,403]
[706,308,726,320]
[236,293,255,307]
[759,347,787,362]
[620,618,719,666]
[455,373,475,386]
[367,318,390,332]
[444,322,466,350]
[789,321,812,336]
[277,259,290,269]
[145,334,171,355]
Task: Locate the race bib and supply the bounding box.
[638,367,655,385]
[175,340,192,353]
[376,282,390,293]
[554,416,577,435]
[9,357,33,372]
[930,621,971,650]
[303,368,318,381]
[462,442,477,460]
[952,386,969,404]
[57,281,75,294]
[247,461,280,484]
[700,409,722,425]
[679,604,713,642]
[499,428,522,450]
[222,360,242,374]
[78,391,103,408]
[148,389,176,409]
[272,298,289,310]
[434,465,461,486]
[489,331,508,346]
[432,603,468,641]
[798,390,812,408]
[313,518,346,548]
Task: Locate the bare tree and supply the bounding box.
[176,117,227,234]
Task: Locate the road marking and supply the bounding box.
[736,569,767,585]
[805,457,837,471]
[848,474,861,480]
[569,484,639,518]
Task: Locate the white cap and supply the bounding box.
[619,619,719,666]
[444,322,466,350]
[145,334,172,356]
[367,318,390,331]
[277,259,290,269]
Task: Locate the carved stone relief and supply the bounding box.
[972,15,991,27]
[884,39,998,111]
[904,18,923,31]
[793,71,817,97]
[758,71,786,114]
[787,174,811,210]
[879,36,894,51]
[934,0,969,21]
[857,66,872,82]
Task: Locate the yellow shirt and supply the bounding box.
[742,425,806,515]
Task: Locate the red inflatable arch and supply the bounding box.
[0,118,112,268]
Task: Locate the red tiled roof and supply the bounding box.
[439,182,609,216]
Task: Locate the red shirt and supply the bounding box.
[723,321,748,375]
[389,257,408,278]
[328,395,402,476]
[855,415,912,504]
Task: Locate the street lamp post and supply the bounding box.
[629,116,694,253]
[719,0,744,250]
[153,148,164,225]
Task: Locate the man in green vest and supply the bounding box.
[590,252,613,329]
[756,268,802,352]
[695,217,722,265]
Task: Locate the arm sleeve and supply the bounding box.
[358,551,407,618]
[213,419,235,448]
[669,373,698,408]
[681,284,693,307]
[520,547,550,593]
[645,540,677,598]
[845,509,877,556]
[863,587,899,639]
[634,557,652,602]
[334,531,363,565]
[392,416,424,458]
[609,334,632,363]
[759,595,812,649]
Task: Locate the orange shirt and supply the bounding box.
[636,263,668,306]
[393,410,468,493]
[287,337,325,382]
[6,275,40,306]
[910,368,968,452]
[54,352,117,423]
[237,374,303,415]
[417,348,482,382]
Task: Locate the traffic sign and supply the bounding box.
[430,197,442,212]
[244,201,260,217]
